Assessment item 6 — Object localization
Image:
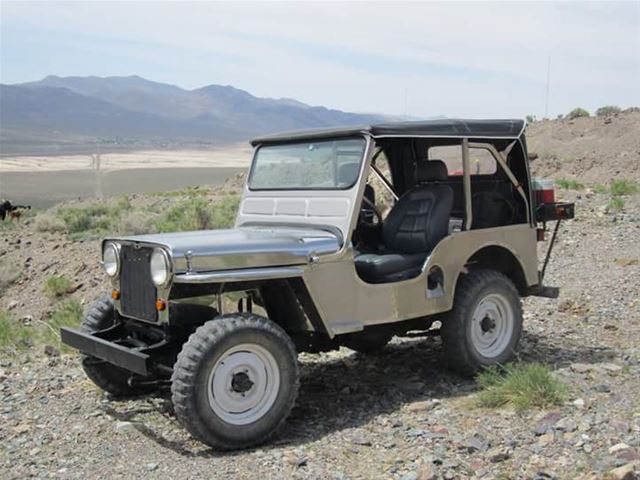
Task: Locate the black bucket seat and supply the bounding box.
[355,160,453,283]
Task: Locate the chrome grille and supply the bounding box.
[120,245,157,322]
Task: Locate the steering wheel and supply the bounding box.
[361,196,383,225]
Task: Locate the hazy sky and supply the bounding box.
[1,1,639,118]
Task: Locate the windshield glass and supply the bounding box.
[249,138,366,190]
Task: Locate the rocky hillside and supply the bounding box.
[1,184,639,479]
[527,109,640,182]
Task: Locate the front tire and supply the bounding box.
[441,270,522,376]
[80,293,149,396]
[171,314,299,450]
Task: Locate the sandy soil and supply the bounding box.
[0,144,252,173]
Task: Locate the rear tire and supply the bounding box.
[441,270,522,376]
[80,293,151,396]
[171,313,299,450]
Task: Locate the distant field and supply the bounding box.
[0,145,252,172]
[0,147,251,208]
[0,167,244,208]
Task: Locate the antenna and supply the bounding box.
[404,88,408,119]
[544,56,551,118]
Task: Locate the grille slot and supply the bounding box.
[120,245,157,322]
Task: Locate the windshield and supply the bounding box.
[249,138,366,190]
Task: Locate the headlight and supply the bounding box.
[102,242,120,277]
[150,248,171,287]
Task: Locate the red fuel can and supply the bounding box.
[533,178,555,205]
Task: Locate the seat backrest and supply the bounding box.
[382,160,453,253]
[472,190,514,229]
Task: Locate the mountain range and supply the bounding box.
[0,75,387,155]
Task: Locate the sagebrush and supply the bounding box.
[566,107,590,120]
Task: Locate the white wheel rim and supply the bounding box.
[470,293,514,358]
[207,343,280,425]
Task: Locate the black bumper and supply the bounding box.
[60,327,151,376]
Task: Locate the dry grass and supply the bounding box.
[43,275,73,299]
[0,310,32,352]
[0,258,20,293]
[475,363,567,412]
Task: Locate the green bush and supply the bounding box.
[566,107,590,120]
[607,197,625,213]
[596,105,621,116]
[155,195,240,233]
[40,299,83,351]
[44,275,72,299]
[476,363,566,412]
[555,178,584,190]
[592,184,608,194]
[610,179,639,196]
[526,114,536,123]
[0,310,31,352]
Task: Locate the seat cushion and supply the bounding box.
[355,252,426,284]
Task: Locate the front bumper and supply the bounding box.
[61,326,156,376]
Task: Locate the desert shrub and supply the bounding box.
[0,259,20,293]
[152,186,216,197]
[592,183,608,194]
[55,196,131,239]
[596,105,621,116]
[118,210,156,235]
[34,212,67,233]
[526,114,536,123]
[155,195,239,233]
[607,197,625,213]
[610,179,639,196]
[0,310,31,352]
[476,363,566,412]
[44,275,72,299]
[211,195,241,229]
[40,299,83,351]
[555,178,584,190]
[566,107,590,120]
[0,219,16,231]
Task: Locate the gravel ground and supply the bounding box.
[1,192,639,479]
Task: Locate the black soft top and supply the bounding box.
[250,118,526,146]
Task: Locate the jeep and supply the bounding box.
[61,119,574,449]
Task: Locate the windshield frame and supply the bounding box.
[247,135,367,192]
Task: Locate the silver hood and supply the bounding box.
[105,226,341,274]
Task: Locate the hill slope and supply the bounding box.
[527,109,640,182]
[1,75,385,154]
